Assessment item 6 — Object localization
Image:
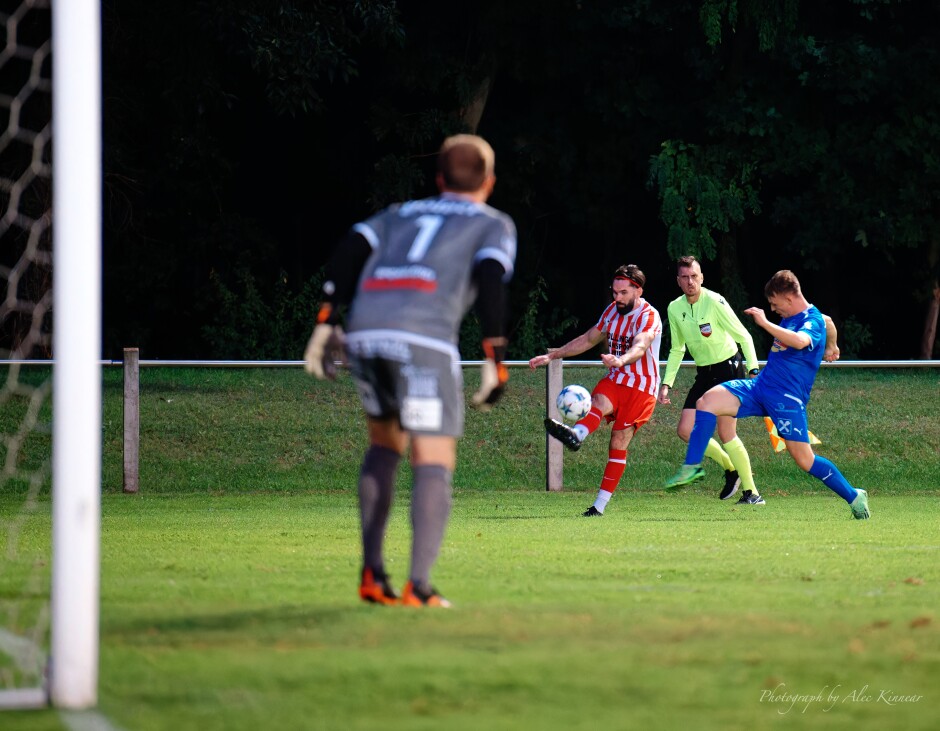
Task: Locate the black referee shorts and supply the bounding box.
[682,353,747,410]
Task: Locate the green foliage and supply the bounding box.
[359,4,502,179]
[849,0,899,23]
[366,153,429,210]
[457,312,483,360]
[699,0,799,50]
[232,0,404,116]
[202,269,323,359]
[649,141,762,260]
[839,315,874,359]
[640,1,940,359]
[507,275,579,360]
[460,276,579,360]
[98,0,940,359]
[653,2,940,332]
[699,0,732,46]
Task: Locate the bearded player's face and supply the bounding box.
[612,279,640,315]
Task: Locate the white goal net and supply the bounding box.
[0,0,54,707]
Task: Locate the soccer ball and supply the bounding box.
[556,384,592,423]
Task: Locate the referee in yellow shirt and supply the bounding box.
[657,255,765,504]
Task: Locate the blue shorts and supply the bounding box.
[721,378,811,443]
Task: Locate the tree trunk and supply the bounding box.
[919,237,940,359]
[920,279,940,359]
[459,75,491,134]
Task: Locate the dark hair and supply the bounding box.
[676,255,699,271]
[614,264,646,288]
[438,134,494,192]
[764,270,801,298]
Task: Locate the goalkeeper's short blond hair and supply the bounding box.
[438,134,495,192]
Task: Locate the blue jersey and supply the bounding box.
[758,305,825,404]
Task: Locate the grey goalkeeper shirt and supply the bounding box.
[346,193,517,348]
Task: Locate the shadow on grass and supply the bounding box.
[107,604,359,640]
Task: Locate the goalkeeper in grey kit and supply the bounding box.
[304,134,517,608]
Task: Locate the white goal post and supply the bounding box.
[48,0,102,709]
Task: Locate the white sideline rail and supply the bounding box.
[4,357,936,495]
[3,359,940,367]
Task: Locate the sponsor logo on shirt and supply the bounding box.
[362,265,437,292]
[612,333,633,356]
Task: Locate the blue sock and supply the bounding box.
[686,411,717,466]
[808,455,858,503]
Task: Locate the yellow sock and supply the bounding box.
[723,436,757,493]
[704,438,733,472]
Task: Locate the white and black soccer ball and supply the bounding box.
[556,384,592,423]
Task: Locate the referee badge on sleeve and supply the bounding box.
[699,323,712,337]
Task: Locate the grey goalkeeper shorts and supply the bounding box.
[345,330,465,437]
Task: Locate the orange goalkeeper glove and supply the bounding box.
[303,304,346,380]
[472,337,508,410]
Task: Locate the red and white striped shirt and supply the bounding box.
[595,298,663,397]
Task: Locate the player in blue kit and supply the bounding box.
[664,270,870,519]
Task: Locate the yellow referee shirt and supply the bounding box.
[662,287,759,387]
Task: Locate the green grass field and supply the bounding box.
[1,365,939,730]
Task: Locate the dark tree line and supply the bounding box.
[92,0,940,360]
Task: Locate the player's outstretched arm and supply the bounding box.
[600,330,655,369]
[304,312,346,380]
[528,327,605,369]
[303,231,371,379]
[822,314,840,362]
[657,383,672,405]
[661,306,687,396]
[471,259,511,410]
[743,307,811,350]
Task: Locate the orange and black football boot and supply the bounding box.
[359,567,399,606]
[400,581,452,608]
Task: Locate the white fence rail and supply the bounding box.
[4,359,940,368]
[6,354,938,493]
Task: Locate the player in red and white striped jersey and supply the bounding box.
[529,264,663,516]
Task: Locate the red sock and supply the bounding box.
[600,449,628,493]
[577,406,604,435]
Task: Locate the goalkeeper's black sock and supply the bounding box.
[358,445,400,573]
[409,465,453,588]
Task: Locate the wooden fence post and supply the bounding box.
[123,347,139,494]
[545,357,563,491]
